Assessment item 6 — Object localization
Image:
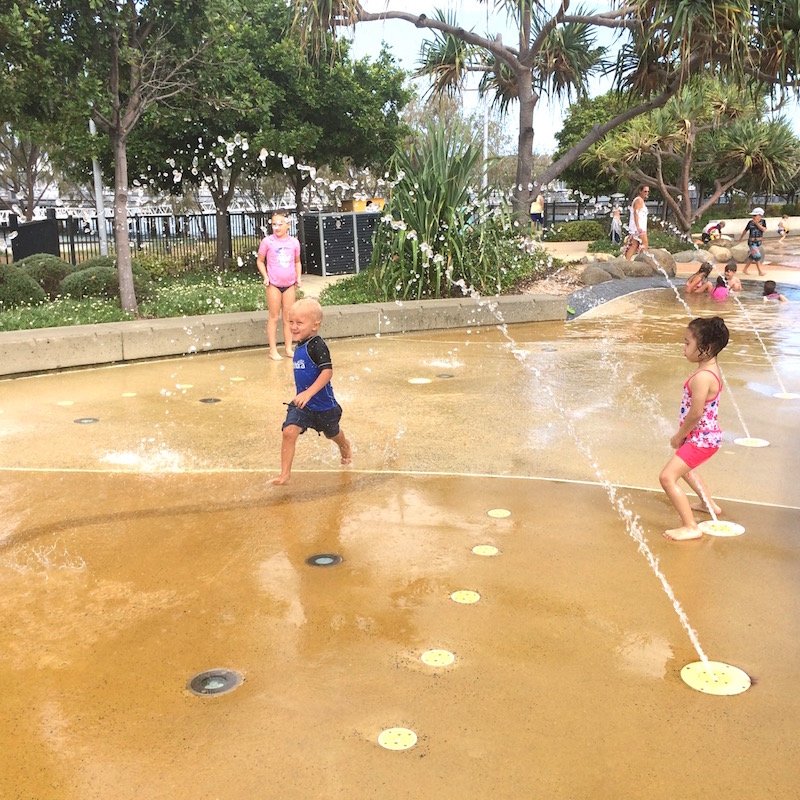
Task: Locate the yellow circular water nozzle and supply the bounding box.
[698,520,745,537]
[377,727,417,750]
[680,660,751,695]
[734,437,769,448]
[472,544,500,557]
[420,649,455,667]
[450,589,480,604]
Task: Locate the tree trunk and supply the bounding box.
[215,205,231,268]
[113,133,139,315]
[24,171,35,221]
[513,72,537,223]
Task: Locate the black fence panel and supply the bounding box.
[11,216,61,261]
[301,212,380,276]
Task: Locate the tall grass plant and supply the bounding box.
[370,124,524,299]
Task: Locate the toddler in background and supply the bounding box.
[763,280,788,302]
[710,276,729,302]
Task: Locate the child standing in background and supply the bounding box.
[660,317,730,541]
[257,212,302,361]
[778,215,789,242]
[610,206,623,245]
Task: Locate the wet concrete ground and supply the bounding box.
[1,277,799,798]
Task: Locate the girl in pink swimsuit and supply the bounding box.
[659,316,730,541]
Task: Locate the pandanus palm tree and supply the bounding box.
[291,0,800,222]
[591,76,800,231]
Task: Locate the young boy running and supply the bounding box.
[270,299,351,485]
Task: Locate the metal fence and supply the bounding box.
[0,210,298,266]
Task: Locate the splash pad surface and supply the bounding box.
[1,289,799,799]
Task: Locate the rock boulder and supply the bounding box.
[580,265,614,285]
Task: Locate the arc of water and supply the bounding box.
[728,294,789,394]
[644,254,753,439]
[448,269,710,665]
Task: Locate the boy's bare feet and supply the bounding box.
[664,526,703,541]
[339,440,352,466]
[270,475,290,485]
[269,351,283,361]
[691,501,723,516]
[285,348,294,358]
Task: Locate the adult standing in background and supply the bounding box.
[624,184,650,260]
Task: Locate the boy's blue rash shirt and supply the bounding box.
[292,335,337,412]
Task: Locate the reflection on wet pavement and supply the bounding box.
[0,287,798,799]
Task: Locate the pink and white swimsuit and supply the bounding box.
[679,369,722,448]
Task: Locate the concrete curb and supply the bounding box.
[0,293,566,378]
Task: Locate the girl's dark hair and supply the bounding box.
[698,263,712,276]
[716,276,726,288]
[763,280,777,295]
[688,316,729,358]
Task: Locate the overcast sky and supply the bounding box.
[346,1,800,155]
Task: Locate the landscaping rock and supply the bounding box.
[644,248,677,276]
[602,261,626,279]
[624,259,657,277]
[674,249,710,264]
[707,244,732,262]
[729,242,750,263]
[580,265,614,285]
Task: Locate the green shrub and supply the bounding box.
[319,242,561,305]
[319,270,383,306]
[137,270,263,317]
[368,123,517,300]
[542,220,606,242]
[15,253,74,298]
[78,255,117,271]
[587,238,622,254]
[585,227,690,255]
[60,265,155,301]
[232,249,259,274]
[132,252,191,279]
[648,228,693,253]
[0,265,47,308]
[0,297,131,331]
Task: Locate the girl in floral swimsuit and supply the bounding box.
[659,316,730,541]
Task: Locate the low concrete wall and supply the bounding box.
[0,293,566,377]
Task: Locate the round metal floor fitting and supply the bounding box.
[472,544,500,556]
[188,668,243,696]
[74,417,99,424]
[680,661,751,695]
[199,397,222,404]
[407,377,432,385]
[487,508,511,519]
[305,553,343,567]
